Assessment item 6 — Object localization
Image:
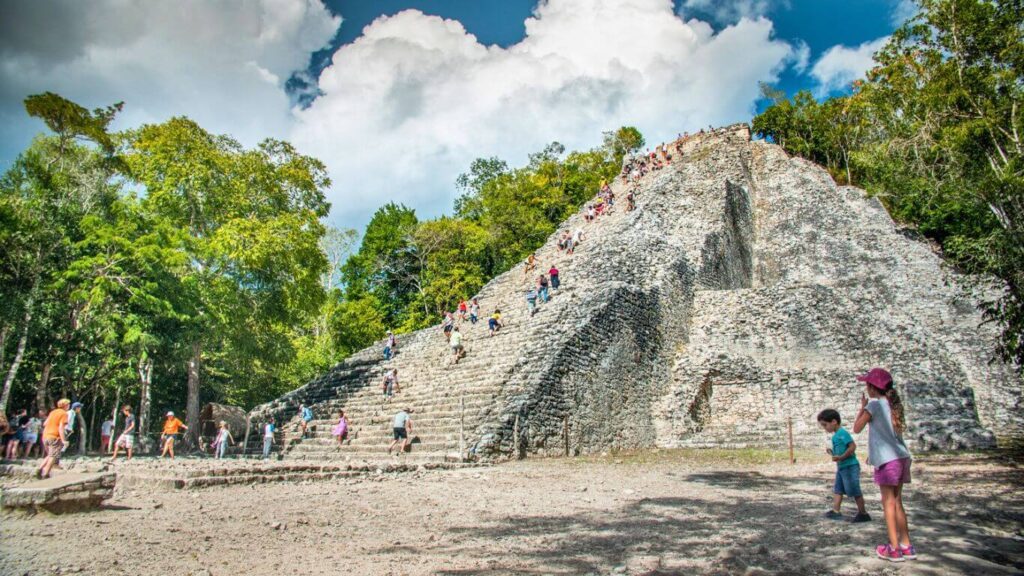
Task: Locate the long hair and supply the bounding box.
[883,382,906,436]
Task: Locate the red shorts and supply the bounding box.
[874,457,912,486]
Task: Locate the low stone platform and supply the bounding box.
[1,472,116,513]
[115,459,482,490]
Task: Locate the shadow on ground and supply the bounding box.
[422,465,1024,575]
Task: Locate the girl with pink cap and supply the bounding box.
[852,367,915,562]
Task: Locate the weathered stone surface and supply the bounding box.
[1,472,115,513]
[251,125,1022,459]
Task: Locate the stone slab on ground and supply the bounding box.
[1,472,115,513]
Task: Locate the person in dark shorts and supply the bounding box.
[387,409,413,455]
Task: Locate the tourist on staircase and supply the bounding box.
[569,228,584,254]
[458,299,468,322]
[331,410,348,447]
[537,274,550,303]
[442,312,454,341]
[450,326,465,365]
[387,408,413,455]
[488,309,503,336]
[299,403,314,438]
[262,417,275,460]
[384,330,396,360]
[549,265,560,291]
[160,411,187,459]
[525,287,538,316]
[558,230,572,251]
[469,298,480,324]
[524,252,537,278]
[382,368,400,402]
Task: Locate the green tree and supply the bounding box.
[125,117,330,442]
[342,203,419,327]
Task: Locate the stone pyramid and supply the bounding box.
[250,125,1022,461]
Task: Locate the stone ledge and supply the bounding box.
[1,472,115,514]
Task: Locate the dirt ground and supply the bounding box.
[2,449,1022,576]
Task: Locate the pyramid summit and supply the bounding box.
[250,124,1022,461]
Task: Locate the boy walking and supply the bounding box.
[110,405,136,462]
[818,409,871,522]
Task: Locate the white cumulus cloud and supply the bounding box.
[292,0,797,227]
[0,0,339,167]
[679,0,790,24]
[810,36,888,96]
[1,0,800,231]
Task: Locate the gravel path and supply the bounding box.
[2,451,1022,575]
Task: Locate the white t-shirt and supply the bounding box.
[264,423,275,439]
[101,420,113,436]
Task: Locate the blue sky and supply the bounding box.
[0,0,911,229]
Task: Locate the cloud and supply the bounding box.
[293,0,796,227]
[679,0,790,25]
[810,37,888,96]
[0,0,339,168]
[790,39,811,74]
[890,0,918,26]
[1,0,799,232]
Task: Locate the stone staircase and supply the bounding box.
[250,127,748,462]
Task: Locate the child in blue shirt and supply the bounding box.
[817,409,871,522]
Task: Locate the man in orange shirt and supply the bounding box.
[36,399,70,479]
[160,411,188,459]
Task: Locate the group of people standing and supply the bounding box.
[2,401,86,466]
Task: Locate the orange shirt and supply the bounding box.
[43,408,68,441]
[162,417,186,434]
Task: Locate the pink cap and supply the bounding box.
[856,368,893,390]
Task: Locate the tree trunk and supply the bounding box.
[78,408,88,455]
[109,385,121,453]
[36,363,52,412]
[0,325,8,381]
[87,385,97,453]
[0,296,34,413]
[138,355,152,450]
[186,342,202,447]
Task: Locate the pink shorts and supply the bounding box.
[874,457,912,486]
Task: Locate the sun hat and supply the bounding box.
[166,411,174,417]
[856,368,893,390]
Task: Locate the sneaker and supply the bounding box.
[824,510,844,520]
[876,544,905,562]
[852,512,872,523]
[900,544,918,559]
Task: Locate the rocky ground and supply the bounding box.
[2,449,1022,576]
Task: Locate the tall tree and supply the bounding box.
[125,118,330,443]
